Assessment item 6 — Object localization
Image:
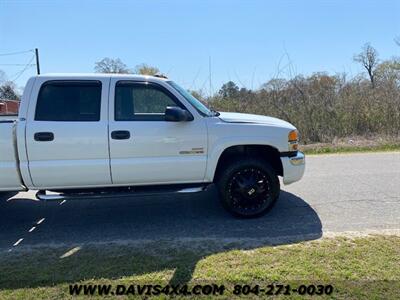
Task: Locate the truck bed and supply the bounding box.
[0,120,24,191]
[0,115,18,121]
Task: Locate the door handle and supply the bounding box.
[34,132,54,142]
[111,130,131,140]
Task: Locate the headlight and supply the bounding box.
[288,130,299,151]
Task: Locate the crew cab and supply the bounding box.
[0,74,305,217]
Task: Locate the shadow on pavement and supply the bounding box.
[0,187,322,289]
[0,191,17,202]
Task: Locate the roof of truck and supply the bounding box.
[34,73,169,81]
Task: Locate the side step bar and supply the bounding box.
[36,184,210,201]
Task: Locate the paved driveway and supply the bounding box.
[0,152,399,250]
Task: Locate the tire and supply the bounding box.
[216,158,280,218]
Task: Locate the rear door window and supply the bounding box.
[35,81,102,121]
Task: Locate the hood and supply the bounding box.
[218,112,295,129]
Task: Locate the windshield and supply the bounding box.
[167,81,213,117]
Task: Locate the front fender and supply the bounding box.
[204,136,283,182]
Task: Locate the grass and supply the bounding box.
[301,142,400,155]
[0,235,399,299]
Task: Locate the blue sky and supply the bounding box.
[0,0,399,93]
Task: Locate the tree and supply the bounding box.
[375,58,400,84]
[219,81,240,98]
[261,78,287,92]
[94,57,132,74]
[133,64,160,76]
[395,36,400,47]
[189,90,207,103]
[0,82,20,100]
[354,43,379,88]
[0,69,6,84]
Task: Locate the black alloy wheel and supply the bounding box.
[217,159,280,218]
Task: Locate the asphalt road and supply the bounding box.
[0,152,399,250]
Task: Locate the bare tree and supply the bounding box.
[353,43,379,88]
[395,36,400,47]
[0,81,20,100]
[94,58,132,74]
[0,69,6,84]
[133,63,160,76]
[190,90,206,101]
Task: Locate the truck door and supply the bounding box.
[25,78,112,189]
[108,79,207,185]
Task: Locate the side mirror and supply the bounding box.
[165,106,193,122]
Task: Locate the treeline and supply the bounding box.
[207,45,400,143]
[0,82,19,101]
[2,44,399,144]
[0,70,20,101]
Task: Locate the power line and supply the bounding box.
[0,49,34,57]
[0,48,40,82]
[0,63,36,66]
[9,55,36,82]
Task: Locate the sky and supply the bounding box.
[0,0,399,93]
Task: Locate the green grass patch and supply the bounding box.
[302,142,400,155]
[0,236,399,299]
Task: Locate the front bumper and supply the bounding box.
[280,151,305,185]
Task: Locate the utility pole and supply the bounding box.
[35,48,40,75]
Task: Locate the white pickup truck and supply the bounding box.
[0,74,305,217]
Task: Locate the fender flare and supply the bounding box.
[204,136,282,181]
